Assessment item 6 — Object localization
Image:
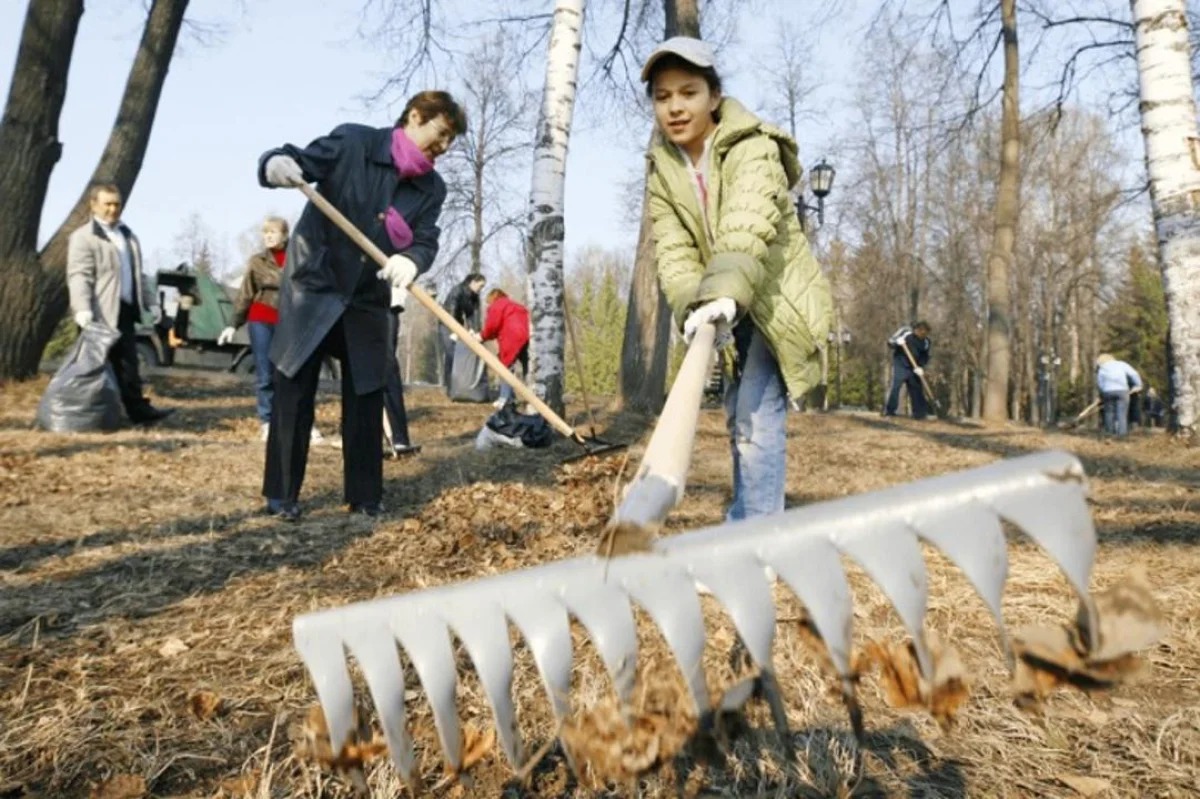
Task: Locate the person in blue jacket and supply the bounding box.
[1095,353,1142,437]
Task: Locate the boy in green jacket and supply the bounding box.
[642,37,833,520]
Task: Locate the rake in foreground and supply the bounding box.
[291,448,1164,789]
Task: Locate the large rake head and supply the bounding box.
[293,450,1103,785]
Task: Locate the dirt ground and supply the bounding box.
[1,371,1198,798]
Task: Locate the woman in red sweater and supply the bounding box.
[220,217,321,443]
[477,288,530,408]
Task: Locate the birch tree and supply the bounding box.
[526,0,585,414]
[1130,0,1200,434]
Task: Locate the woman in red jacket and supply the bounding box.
[477,289,530,408]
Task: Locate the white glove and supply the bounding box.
[264,155,304,187]
[682,297,737,343]
[74,311,93,327]
[377,254,418,289]
[914,366,925,377]
[472,331,482,342]
[217,326,236,346]
[449,333,459,343]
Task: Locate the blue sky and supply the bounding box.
[0,0,1148,287]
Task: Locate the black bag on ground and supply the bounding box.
[483,404,555,448]
[448,339,490,403]
[35,323,123,433]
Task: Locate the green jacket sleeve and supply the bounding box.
[696,135,788,311]
[648,169,703,327]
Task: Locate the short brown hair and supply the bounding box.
[261,216,289,237]
[486,288,507,303]
[397,90,468,135]
[88,182,121,202]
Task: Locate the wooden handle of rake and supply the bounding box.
[899,339,940,412]
[297,184,580,442]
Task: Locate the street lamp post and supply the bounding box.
[828,327,852,408]
[796,158,836,233]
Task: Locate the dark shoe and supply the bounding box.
[389,444,422,459]
[266,498,301,522]
[348,501,384,517]
[129,405,175,424]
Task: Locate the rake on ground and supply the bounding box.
[292,449,1146,788]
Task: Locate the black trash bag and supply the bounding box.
[35,322,123,433]
[476,404,556,449]
[448,339,490,403]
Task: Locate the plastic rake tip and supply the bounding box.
[292,449,1098,784]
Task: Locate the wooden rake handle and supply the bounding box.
[296,183,579,441]
[899,339,939,409]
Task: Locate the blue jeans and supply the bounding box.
[1101,390,1130,436]
[248,321,275,423]
[498,344,529,404]
[724,329,788,522]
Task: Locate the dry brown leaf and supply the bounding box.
[1057,774,1113,797]
[89,774,147,799]
[859,634,969,729]
[188,690,223,721]
[295,704,388,772]
[456,722,496,773]
[597,522,655,558]
[1013,618,1150,707]
[1076,567,1166,661]
[157,637,189,658]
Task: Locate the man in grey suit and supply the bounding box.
[67,183,172,424]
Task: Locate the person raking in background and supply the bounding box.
[67,183,173,425]
[885,321,932,420]
[218,216,324,444]
[383,284,420,457]
[1095,353,1142,438]
[438,272,485,390]
[641,37,833,522]
[476,288,530,410]
[257,90,465,521]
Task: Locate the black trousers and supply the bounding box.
[885,359,930,419]
[263,319,383,506]
[383,309,411,446]
[110,302,149,416]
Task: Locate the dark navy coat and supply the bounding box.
[258,124,446,395]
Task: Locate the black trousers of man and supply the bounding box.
[263,318,383,507]
[110,301,152,419]
[885,360,930,419]
[383,308,411,447]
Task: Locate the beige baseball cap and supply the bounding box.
[640,36,716,82]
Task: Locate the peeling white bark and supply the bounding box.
[1131,0,1200,434]
[525,0,584,413]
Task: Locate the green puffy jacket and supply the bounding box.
[648,98,833,398]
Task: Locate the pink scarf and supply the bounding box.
[385,128,434,250]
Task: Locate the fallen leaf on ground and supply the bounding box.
[1076,566,1165,661]
[157,637,189,658]
[188,690,223,720]
[455,722,496,773]
[1057,773,1112,797]
[859,632,969,729]
[89,774,147,799]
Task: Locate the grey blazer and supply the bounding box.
[67,219,146,329]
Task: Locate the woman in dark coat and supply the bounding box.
[257,90,466,520]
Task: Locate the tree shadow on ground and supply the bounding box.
[845,416,1199,492]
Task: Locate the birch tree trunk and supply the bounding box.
[526,0,585,415]
[618,0,700,413]
[982,0,1019,421]
[1130,0,1200,435]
